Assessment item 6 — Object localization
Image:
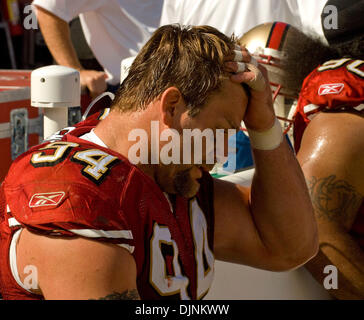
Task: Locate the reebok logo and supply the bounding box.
[29,192,65,208]
[318,83,344,95]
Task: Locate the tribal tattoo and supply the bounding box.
[90,289,140,300]
[307,175,362,224]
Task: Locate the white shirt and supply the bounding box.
[160,0,327,39]
[286,0,327,37]
[33,0,164,85]
[79,128,108,148]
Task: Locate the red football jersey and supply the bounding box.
[0,110,215,300]
[293,58,364,152]
[293,58,364,250]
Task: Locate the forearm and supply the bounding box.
[250,139,318,263]
[35,6,83,70]
[305,226,364,299]
[220,47,318,268]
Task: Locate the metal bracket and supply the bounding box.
[68,106,81,127]
[10,108,28,160]
[3,107,77,160]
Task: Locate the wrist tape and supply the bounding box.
[247,118,283,150]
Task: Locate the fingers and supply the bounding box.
[233,50,243,62]
[226,45,266,92]
[224,61,238,73]
[249,56,258,67]
[231,45,258,63]
[80,70,107,98]
[226,61,266,92]
[231,63,266,91]
[224,45,248,61]
[227,49,259,70]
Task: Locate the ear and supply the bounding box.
[159,87,185,127]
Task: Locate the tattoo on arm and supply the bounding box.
[90,289,140,300]
[307,175,362,223]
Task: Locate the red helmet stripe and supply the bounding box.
[266,22,290,50]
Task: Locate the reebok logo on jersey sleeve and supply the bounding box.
[318,83,344,95]
[29,192,65,208]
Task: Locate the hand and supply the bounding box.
[225,46,276,131]
[80,69,108,99]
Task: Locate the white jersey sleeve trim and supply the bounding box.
[68,229,135,254]
[8,217,21,227]
[354,104,364,112]
[303,104,320,114]
[117,243,135,254]
[68,228,133,240]
[9,229,37,294]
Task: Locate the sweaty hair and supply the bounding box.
[333,35,364,61]
[281,27,338,97]
[111,24,236,116]
[281,25,364,98]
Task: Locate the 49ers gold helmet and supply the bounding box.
[238,22,297,136]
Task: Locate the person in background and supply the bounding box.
[33,0,164,97]
[283,0,364,299]
[160,0,327,40]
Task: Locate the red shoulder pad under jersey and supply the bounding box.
[293,58,364,152]
[2,135,137,253]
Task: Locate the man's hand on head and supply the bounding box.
[225,45,276,132]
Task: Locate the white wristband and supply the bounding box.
[247,118,283,150]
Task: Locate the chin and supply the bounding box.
[179,179,201,199]
[160,165,203,199]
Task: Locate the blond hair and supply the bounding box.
[111,24,236,116]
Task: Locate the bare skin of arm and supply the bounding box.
[213,52,318,271]
[297,111,364,299]
[35,6,107,98]
[16,228,139,300]
[213,137,318,271]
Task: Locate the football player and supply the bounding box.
[0,25,317,300]
[287,0,364,299]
